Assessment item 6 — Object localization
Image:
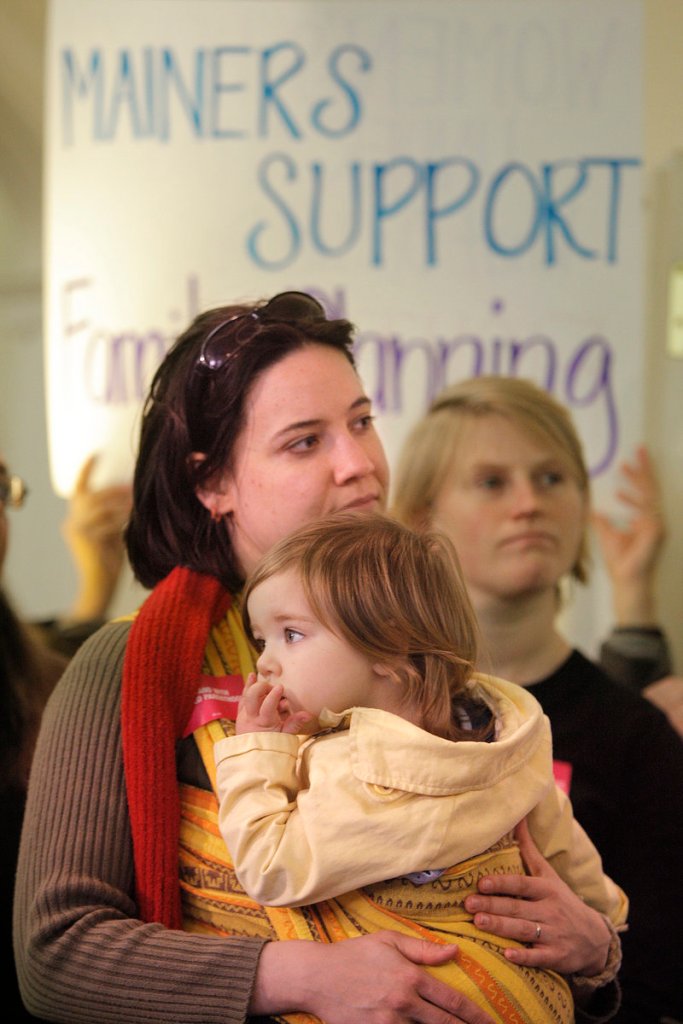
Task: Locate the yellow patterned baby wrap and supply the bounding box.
[178,608,573,1024]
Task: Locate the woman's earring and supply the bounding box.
[210,508,223,523]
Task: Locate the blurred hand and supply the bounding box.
[61,454,132,622]
[592,445,665,624]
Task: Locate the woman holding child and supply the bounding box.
[15,292,625,1024]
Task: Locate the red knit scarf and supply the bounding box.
[121,565,232,929]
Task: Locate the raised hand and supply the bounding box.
[61,454,132,622]
[592,444,665,624]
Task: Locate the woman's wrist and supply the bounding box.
[571,915,623,997]
[250,939,322,1016]
[612,581,658,627]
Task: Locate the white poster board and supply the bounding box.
[45,0,643,644]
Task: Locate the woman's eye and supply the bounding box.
[284,628,304,644]
[539,470,564,488]
[353,413,375,431]
[478,475,504,490]
[288,434,319,453]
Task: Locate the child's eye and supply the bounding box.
[252,637,265,653]
[284,628,304,644]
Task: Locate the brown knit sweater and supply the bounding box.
[13,620,265,1023]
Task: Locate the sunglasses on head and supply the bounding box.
[196,291,327,373]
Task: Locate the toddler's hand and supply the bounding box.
[236,672,315,735]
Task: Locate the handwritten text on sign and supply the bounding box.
[61,45,636,270]
[46,2,642,500]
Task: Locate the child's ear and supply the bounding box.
[372,662,403,685]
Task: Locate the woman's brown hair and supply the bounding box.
[125,293,357,591]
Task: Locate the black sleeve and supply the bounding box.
[598,626,673,692]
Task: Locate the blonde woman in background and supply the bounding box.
[391,376,683,1024]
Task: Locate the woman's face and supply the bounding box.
[429,415,587,607]
[209,345,390,577]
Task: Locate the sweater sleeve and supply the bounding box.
[598,626,673,692]
[215,729,416,908]
[13,621,266,1024]
[215,730,314,906]
[215,721,470,909]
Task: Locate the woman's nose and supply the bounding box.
[510,478,541,516]
[332,434,376,485]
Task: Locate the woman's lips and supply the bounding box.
[500,530,556,548]
[340,494,380,511]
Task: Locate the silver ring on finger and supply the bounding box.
[534,923,542,941]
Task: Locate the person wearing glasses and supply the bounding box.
[391,376,683,1024]
[1,457,67,802]
[2,461,65,1023]
[1,455,131,1022]
[15,294,624,1024]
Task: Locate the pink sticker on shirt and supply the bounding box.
[182,674,244,737]
[553,759,573,795]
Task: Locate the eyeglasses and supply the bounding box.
[196,291,326,373]
[0,472,28,508]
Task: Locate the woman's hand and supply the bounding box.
[591,444,665,625]
[62,454,132,622]
[464,819,610,976]
[252,931,495,1024]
